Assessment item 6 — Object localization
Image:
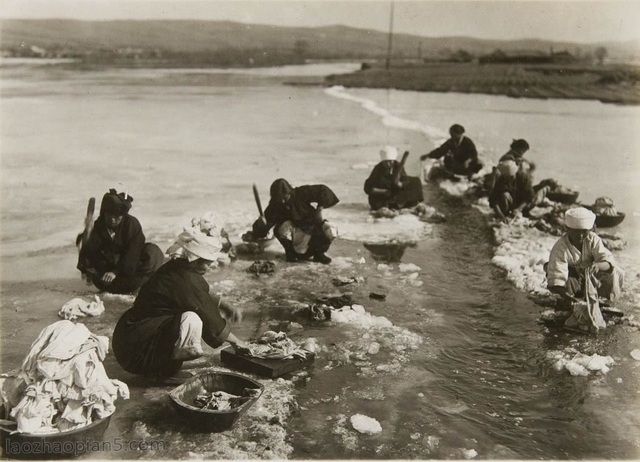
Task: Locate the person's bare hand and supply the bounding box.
[101,272,116,284]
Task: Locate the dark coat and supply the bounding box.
[78,214,146,277]
[112,258,231,377]
[364,160,407,194]
[425,136,480,175]
[364,161,424,210]
[253,184,339,237]
[77,214,163,294]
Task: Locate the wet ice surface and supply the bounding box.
[4,189,639,459]
[2,67,640,459]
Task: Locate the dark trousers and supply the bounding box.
[368,176,424,210]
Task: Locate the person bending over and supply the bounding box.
[484,138,534,193]
[112,228,249,385]
[488,159,535,223]
[364,146,424,211]
[251,178,339,264]
[546,207,624,307]
[77,189,163,294]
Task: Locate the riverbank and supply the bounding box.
[325,62,640,105]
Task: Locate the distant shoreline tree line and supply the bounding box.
[1,40,614,68]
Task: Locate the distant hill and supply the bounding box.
[1,19,638,63]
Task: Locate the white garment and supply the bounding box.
[9,320,128,434]
[21,321,90,382]
[546,232,615,288]
[278,220,312,254]
[174,311,204,351]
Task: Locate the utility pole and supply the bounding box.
[385,1,394,70]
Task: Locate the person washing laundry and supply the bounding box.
[112,227,249,385]
[77,188,163,294]
[249,178,339,264]
[420,124,483,180]
[546,207,624,307]
[364,146,424,210]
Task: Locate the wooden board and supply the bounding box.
[220,346,315,379]
[76,197,96,251]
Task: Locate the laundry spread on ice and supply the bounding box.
[0,320,129,434]
[245,331,311,360]
[58,295,105,321]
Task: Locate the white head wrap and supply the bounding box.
[166,227,223,262]
[380,146,399,161]
[564,207,596,230]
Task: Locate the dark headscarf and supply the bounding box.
[269,179,294,202]
[100,189,133,216]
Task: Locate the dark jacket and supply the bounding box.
[363,161,423,210]
[112,258,231,376]
[253,184,339,237]
[425,136,479,175]
[363,160,408,195]
[78,214,146,277]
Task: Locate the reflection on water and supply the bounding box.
[362,241,416,262]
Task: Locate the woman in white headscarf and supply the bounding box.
[546,207,624,305]
[364,146,424,211]
[112,228,248,384]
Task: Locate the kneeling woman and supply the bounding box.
[113,228,249,384]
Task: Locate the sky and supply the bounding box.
[1,0,639,44]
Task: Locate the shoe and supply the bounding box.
[170,345,204,361]
[285,252,301,262]
[157,370,195,386]
[313,253,332,264]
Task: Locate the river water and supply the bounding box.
[1,62,639,459]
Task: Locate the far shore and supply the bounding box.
[3,57,639,106]
[323,62,640,106]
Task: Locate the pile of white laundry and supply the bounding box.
[0,320,129,434]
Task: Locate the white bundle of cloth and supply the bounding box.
[58,295,105,321]
[592,197,617,216]
[0,320,129,434]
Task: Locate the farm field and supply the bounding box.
[325,62,640,105]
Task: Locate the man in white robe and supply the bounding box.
[546,207,624,305]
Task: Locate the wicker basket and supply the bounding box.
[168,370,264,432]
